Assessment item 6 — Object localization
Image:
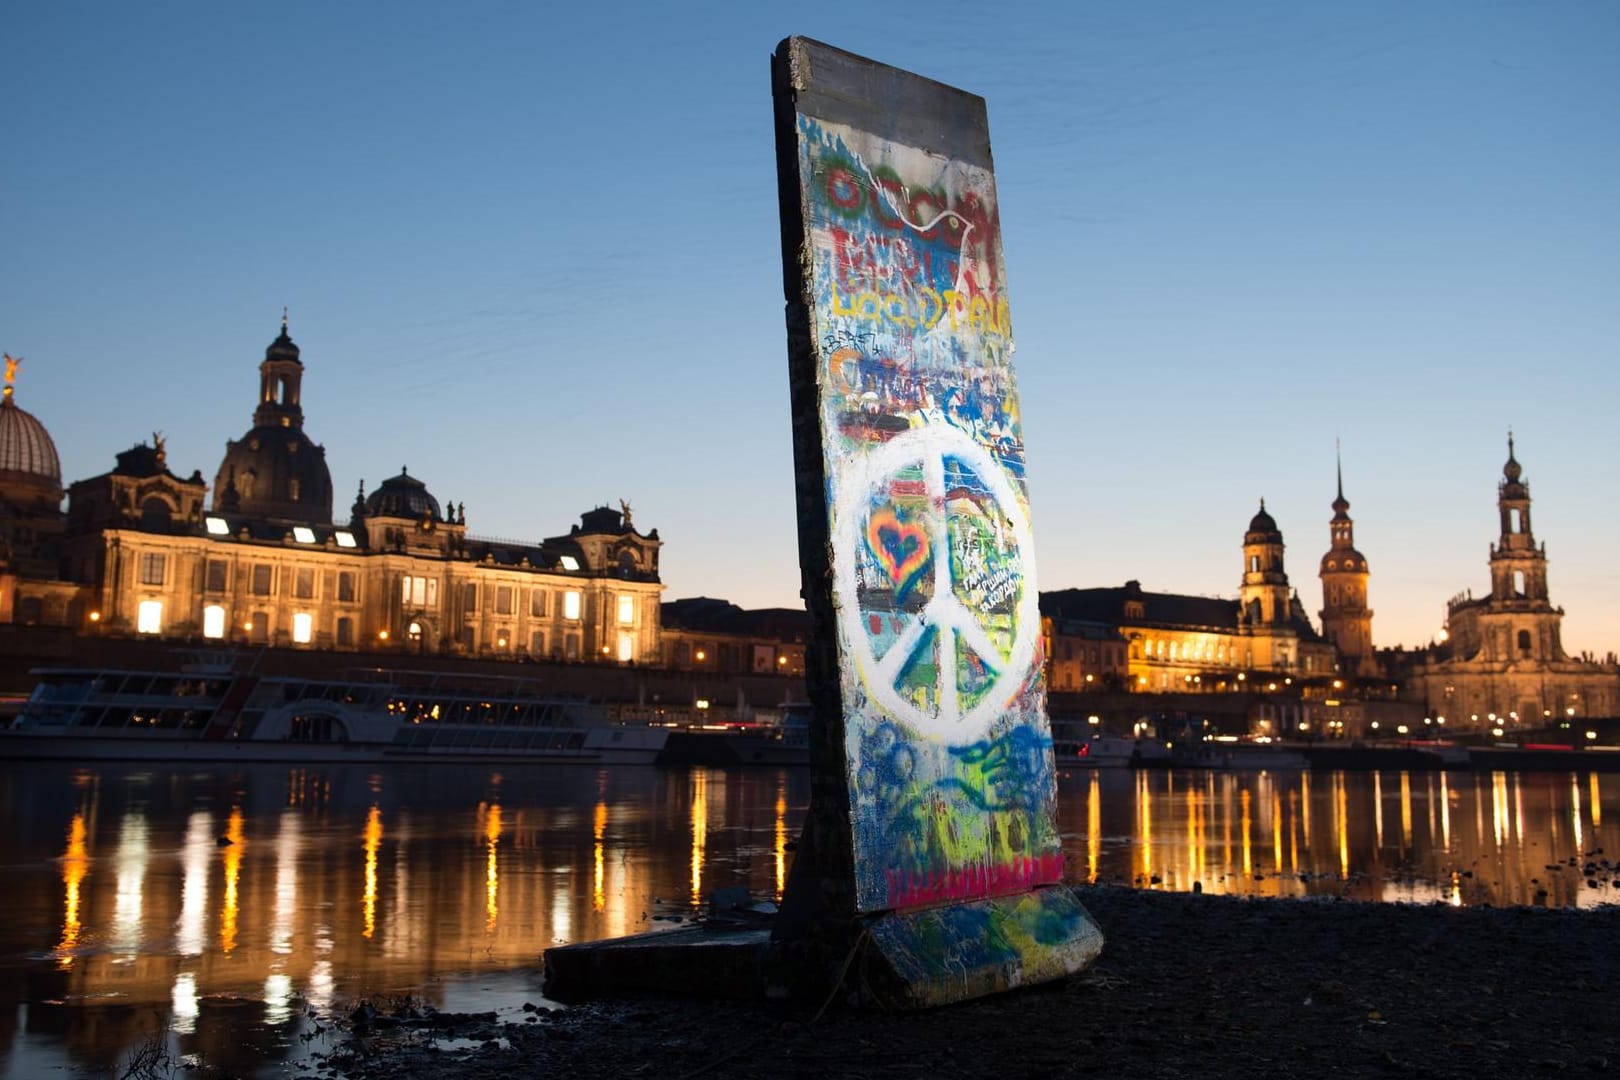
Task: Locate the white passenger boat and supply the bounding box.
[1,655,666,765]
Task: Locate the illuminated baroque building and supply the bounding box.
[1043,504,1337,694]
[1405,438,1618,727]
[12,323,665,664]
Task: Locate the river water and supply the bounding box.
[1,760,1616,1077]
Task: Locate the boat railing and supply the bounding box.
[338,666,553,700]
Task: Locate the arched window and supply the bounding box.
[1513,570,1526,596]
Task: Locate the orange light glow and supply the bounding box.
[484,803,502,930]
[690,771,709,908]
[593,800,607,913]
[220,807,243,953]
[363,805,382,939]
[55,814,89,968]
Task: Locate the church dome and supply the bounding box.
[211,322,334,525]
[1320,547,1369,574]
[265,327,301,363]
[365,468,441,521]
[0,393,62,488]
[1246,500,1280,538]
[214,426,334,524]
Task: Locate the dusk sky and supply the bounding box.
[4,2,1616,656]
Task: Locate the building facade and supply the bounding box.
[1043,504,1338,694]
[10,324,665,665]
[1406,438,1619,727]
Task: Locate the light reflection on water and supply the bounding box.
[0,761,1615,1077]
[1059,766,1620,908]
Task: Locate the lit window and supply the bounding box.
[564,591,581,620]
[334,530,357,549]
[618,595,634,625]
[205,517,230,536]
[292,526,317,544]
[559,555,580,571]
[292,613,313,644]
[202,605,226,639]
[617,632,633,662]
[402,576,438,608]
[137,600,163,634]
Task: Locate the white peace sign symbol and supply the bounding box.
[833,422,1040,743]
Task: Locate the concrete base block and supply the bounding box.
[543,925,771,1003]
[857,886,1105,1009]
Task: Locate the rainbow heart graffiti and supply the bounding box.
[866,506,932,601]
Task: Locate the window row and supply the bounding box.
[139,601,351,646]
[399,579,636,625]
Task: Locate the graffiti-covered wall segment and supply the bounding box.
[774,37,1102,1008]
[783,39,1061,917]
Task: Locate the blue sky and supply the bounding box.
[4,2,1617,656]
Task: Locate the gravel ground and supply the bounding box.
[311,885,1620,1080]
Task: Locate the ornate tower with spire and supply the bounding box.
[211,317,334,525]
[1240,500,1290,626]
[1318,449,1374,671]
[1487,433,1550,612]
[1412,434,1619,728]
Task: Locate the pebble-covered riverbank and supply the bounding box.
[309,885,1619,1080]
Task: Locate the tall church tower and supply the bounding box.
[1318,453,1374,670]
[212,316,334,525]
[1240,501,1290,626]
[1488,433,1551,611]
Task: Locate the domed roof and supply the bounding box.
[1247,499,1278,536]
[1503,432,1521,480]
[364,467,441,521]
[0,393,61,487]
[1320,547,1369,574]
[265,317,301,364]
[212,426,333,525]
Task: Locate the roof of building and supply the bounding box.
[661,597,813,641]
[365,467,441,521]
[1246,499,1280,540]
[1042,583,1239,631]
[0,393,61,487]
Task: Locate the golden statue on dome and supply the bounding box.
[2,353,19,399]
